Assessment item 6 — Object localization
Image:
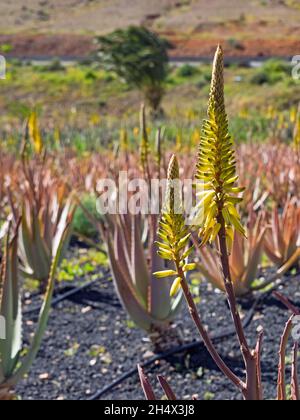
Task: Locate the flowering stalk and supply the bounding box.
[140,103,151,182]
[195,45,263,400]
[155,46,264,400]
[149,45,300,402]
[155,154,244,393]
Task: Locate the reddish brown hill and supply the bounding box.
[1,33,300,60]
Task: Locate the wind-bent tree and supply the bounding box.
[95,26,172,116]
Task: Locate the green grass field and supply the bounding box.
[0,58,299,153]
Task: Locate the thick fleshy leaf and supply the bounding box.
[138,365,157,400]
[157,375,177,400]
[0,227,22,380]
[19,207,50,281]
[5,222,72,387]
[107,234,158,331]
[132,215,150,304]
[244,228,266,289]
[149,242,174,321]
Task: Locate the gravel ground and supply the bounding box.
[16,258,300,401]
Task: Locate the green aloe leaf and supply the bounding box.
[107,234,157,331]
[131,215,150,304]
[5,221,72,388]
[0,227,22,380]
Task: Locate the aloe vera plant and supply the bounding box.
[264,199,300,272]
[195,212,266,296]
[9,159,76,290]
[102,212,183,336]
[0,220,70,400]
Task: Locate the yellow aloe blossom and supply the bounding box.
[133,127,139,137]
[28,111,43,155]
[140,104,150,175]
[120,128,129,152]
[154,155,195,296]
[194,45,245,248]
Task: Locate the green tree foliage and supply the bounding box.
[95,26,172,115]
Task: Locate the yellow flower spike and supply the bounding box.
[195,45,245,245]
[133,127,139,137]
[176,128,183,152]
[191,129,201,147]
[28,111,43,155]
[170,277,182,297]
[140,104,150,176]
[293,104,300,151]
[155,155,195,296]
[290,107,297,123]
[120,128,128,152]
[90,114,101,126]
[54,127,60,148]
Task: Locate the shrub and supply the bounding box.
[250,71,271,85]
[176,64,199,78]
[73,195,99,239]
[95,26,172,115]
[251,59,290,85]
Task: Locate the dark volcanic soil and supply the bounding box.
[16,254,300,401]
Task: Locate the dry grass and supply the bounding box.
[1,0,300,36]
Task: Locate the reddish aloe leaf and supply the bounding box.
[291,343,299,401]
[264,200,300,268]
[244,227,266,289]
[231,231,245,277]
[157,375,177,400]
[277,316,294,401]
[138,365,157,401]
[255,330,264,400]
[273,292,300,315]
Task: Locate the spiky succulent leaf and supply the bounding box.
[17,193,75,286]
[131,215,151,303]
[140,104,150,176]
[0,226,22,380]
[103,211,182,332]
[264,200,300,268]
[4,220,72,388]
[196,213,266,296]
[149,244,181,321]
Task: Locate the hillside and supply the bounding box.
[1,0,300,36]
[1,0,300,59]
